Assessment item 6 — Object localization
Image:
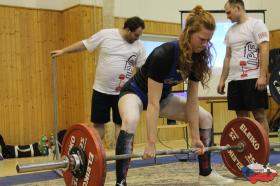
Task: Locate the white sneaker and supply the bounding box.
[116,179,126,186]
[198,170,234,185]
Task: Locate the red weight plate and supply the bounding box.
[61,123,106,186]
[220,117,270,177]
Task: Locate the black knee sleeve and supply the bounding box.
[115,130,134,186]
[198,128,212,176]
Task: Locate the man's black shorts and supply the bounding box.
[227,78,268,111]
[91,90,122,125]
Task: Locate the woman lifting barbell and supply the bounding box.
[115,5,234,186]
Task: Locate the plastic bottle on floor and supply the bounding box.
[38,135,49,156]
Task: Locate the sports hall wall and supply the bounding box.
[0,1,280,148]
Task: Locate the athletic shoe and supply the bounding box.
[198,170,234,185]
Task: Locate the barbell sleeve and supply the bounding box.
[16,157,69,173]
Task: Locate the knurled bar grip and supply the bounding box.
[106,145,242,161]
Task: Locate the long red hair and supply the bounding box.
[179,5,216,87]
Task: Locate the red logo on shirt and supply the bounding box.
[258,32,268,39]
[115,74,125,92]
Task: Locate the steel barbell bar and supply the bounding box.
[106,145,244,161]
[16,144,243,174]
[17,143,280,174]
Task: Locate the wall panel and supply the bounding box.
[0,5,102,145]
[270,29,280,49]
[0,6,63,144]
[114,17,181,36]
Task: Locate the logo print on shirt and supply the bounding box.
[239,42,259,78]
[115,54,137,92]
[244,42,258,66]
[115,74,125,92]
[258,32,268,40]
[124,55,137,79]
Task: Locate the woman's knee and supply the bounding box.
[199,107,212,129]
[121,114,140,133]
[118,94,142,132]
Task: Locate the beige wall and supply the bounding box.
[0,0,279,30]
[114,0,279,30]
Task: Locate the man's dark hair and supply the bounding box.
[123,16,145,32]
[228,0,245,9]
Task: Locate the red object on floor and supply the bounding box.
[248,172,278,183]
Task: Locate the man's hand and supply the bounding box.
[217,81,226,95]
[50,50,64,58]
[255,76,267,91]
[143,142,156,159]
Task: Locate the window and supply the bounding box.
[141,34,178,56]
[211,22,233,68]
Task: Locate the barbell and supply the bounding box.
[16,117,280,186]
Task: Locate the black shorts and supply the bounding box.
[227,79,268,111]
[119,79,170,110]
[91,90,122,125]
[120,79,148,109]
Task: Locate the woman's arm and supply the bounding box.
[143,78,163,159]
[146,78,163,144]
[185,80,200,142]
[185,80,205,154]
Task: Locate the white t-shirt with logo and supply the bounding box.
[224,17,269,81]
[82,28,146,95]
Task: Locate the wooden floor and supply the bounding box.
[0,136,279,185]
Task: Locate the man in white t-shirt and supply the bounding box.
[51,17,146,140]
[217,0,270,134]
